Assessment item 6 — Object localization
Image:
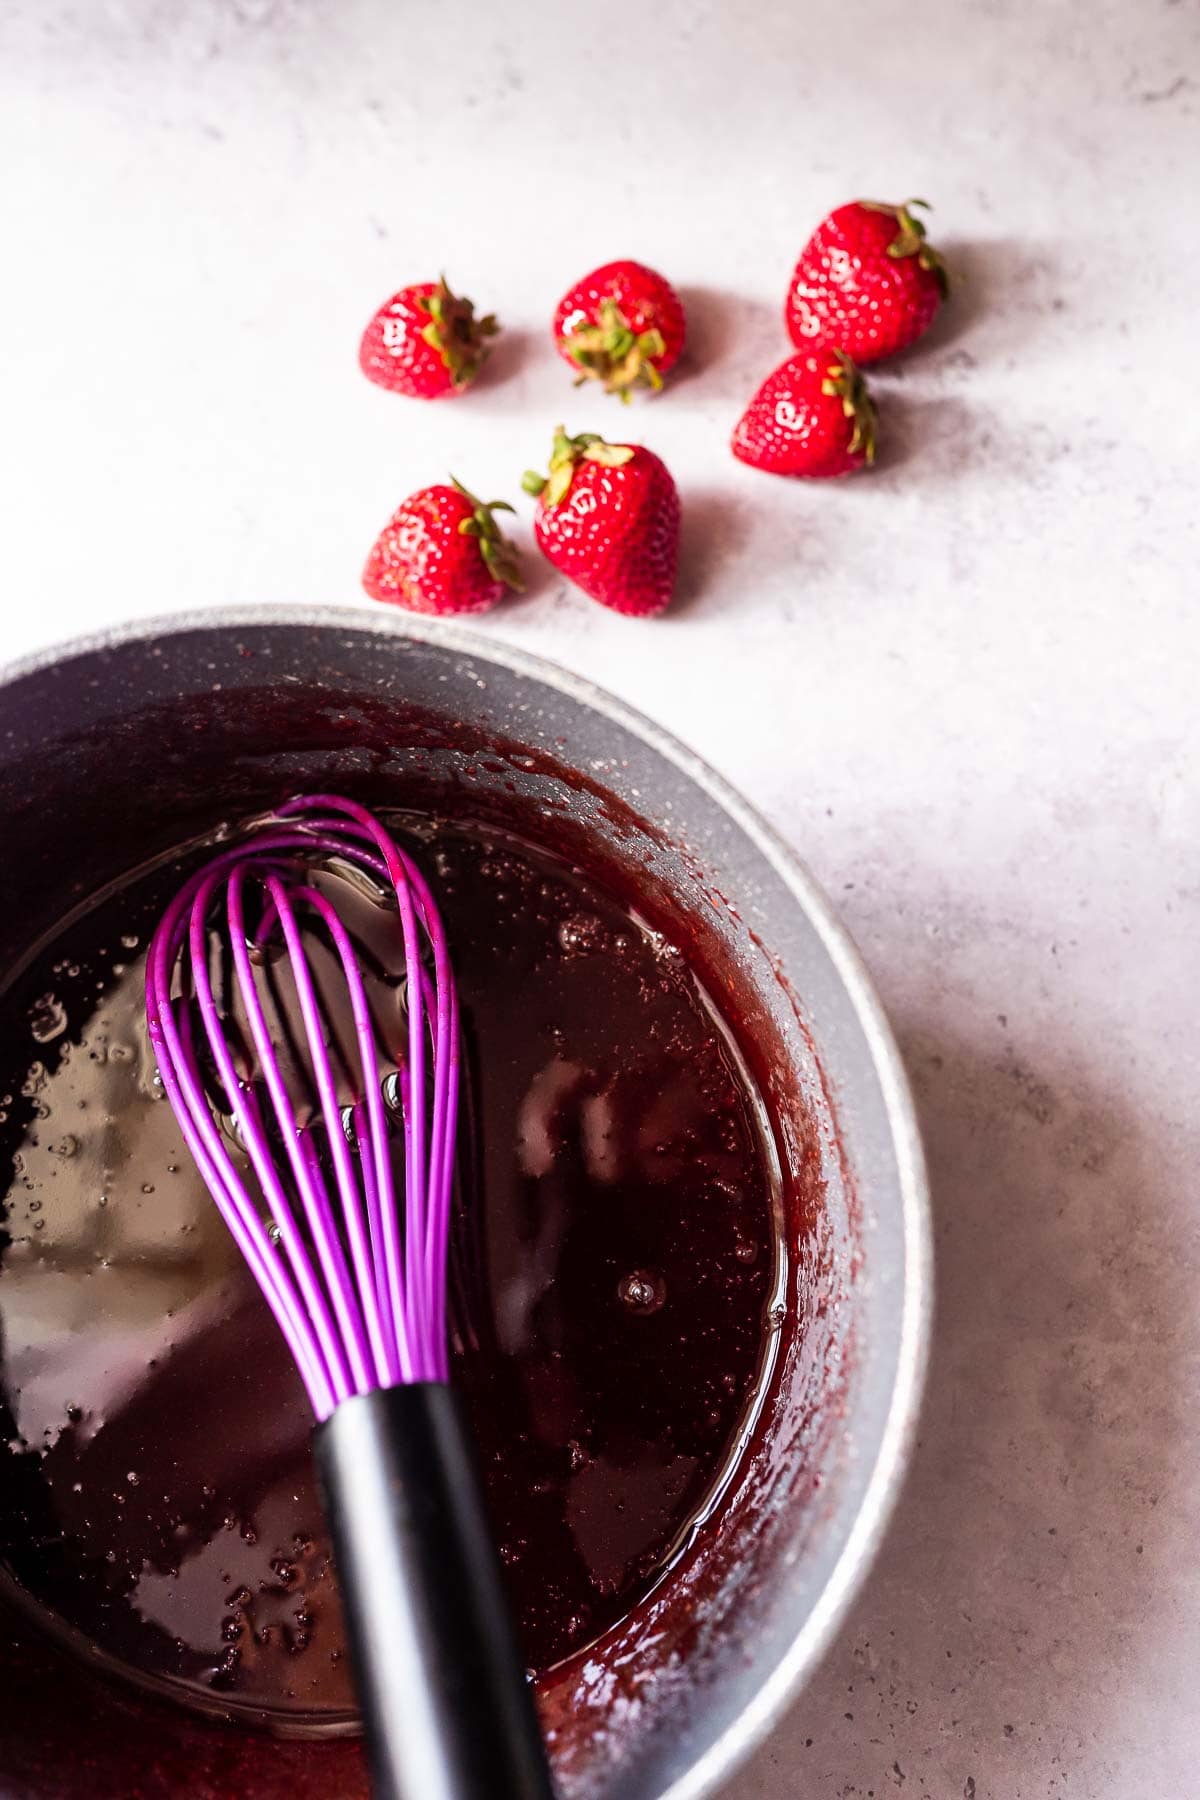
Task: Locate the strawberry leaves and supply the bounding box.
[860,198,951,299]
[818,353,878,464]
[417,276,500,387]
[451,477,523,589]
[522,429,635,508]
[562,299,668,399]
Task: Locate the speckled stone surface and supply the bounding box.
[1,2,1198,1796]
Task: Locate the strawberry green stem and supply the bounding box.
[450,477,523,589]
[562,299,666,401]
[859,197,950,297]
[418,276,500,386]
[521,428,635,508]
[819,354,878,464]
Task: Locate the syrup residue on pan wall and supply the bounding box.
[0,814,783,1724]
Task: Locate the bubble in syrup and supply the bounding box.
[557,913,603,954]
[28,995,67,1043]
[120,933,140,949]
[734,1235,759,1264]
[267,1220,283,1246]
[141,1183,155,1195]
[247,931,284,967]
[49,1135,79,1158]
[617,1270,665,1315]
[126,1471,140,1486]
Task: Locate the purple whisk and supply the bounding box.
[145,793,553,1800]
[146,792,459,1420]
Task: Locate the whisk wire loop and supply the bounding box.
[223,867,370,1397]
[270,875,402,1387]
[145,794,460,1421]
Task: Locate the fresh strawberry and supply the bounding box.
[553,261,686,399]
[362,479,521,614]
[732,350,877,478]
[359,275,498,398]
[522,429,679,616]
[785,199,949,364]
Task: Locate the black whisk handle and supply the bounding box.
[314,1382,556,1800]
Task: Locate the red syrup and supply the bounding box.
[0,813,783,1731]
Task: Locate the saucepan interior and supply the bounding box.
[0,607,929,1800]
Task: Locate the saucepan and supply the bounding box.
[0,606,930,1799]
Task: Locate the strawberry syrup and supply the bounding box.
[0,814,780,1729]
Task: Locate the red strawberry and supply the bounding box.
[522,429,679,616]
[553,261,686,399]
[359,276,498,398]
[732,350,877,478]
[786,199,949,364]
[362,479,521,614]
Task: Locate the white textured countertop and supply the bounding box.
[2,3,1198,1796]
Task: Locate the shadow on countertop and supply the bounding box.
[726,1009,1187,1799]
